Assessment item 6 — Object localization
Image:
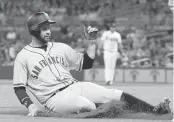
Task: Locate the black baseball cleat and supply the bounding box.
[106,81,113,85]
[153,97,171,114]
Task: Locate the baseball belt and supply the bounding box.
[50,83,74,98]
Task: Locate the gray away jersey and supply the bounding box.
[13,42,84,104]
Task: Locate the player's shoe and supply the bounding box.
[153,97,171,114]
[106,81,113,85]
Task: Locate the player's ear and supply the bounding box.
[30,30,41,37]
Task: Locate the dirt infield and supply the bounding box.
[0,80,173,122]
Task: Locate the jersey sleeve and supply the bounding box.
[101,31,107,41]
[117,33,122,43]
[64,44,84,71]
[13,57,28,88]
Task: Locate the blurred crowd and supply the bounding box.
[0,0,173,68]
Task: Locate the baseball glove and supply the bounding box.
[84,26,98,41]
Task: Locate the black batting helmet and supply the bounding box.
[27,12,56,35]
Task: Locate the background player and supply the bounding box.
[168,0,173,13]
[100,23,125,85]
[13,12,171,117]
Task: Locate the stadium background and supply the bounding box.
[0,0,173,121]
[0,0,173,82]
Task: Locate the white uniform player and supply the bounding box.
[13,12,171,117]
[101,23,123,85]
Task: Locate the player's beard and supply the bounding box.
[38,34,51,44]
[33,29,52,45]
[41,35,51,42]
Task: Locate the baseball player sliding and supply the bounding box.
[13,12,171,117]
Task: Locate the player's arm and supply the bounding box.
[66,26,98,71]
[82,26,99,69]
[82,44,96,69]
[117,33,124,56]
[65,43,95,71]
[13,59,33,107]
[100,31,107,41]
[99,31,106,49]
[14,86,33,108]
[13,59,39,116]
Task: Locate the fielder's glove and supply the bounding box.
[27,104,40,117]
[84,26,98,42]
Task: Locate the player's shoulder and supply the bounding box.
[113,31,121,36]
[114,31,121,34]
[15,45,29,61]
[52,42,68,46]
[51,42,72,50]
[103,30,110,34]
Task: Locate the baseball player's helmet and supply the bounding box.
[27,12,56,35]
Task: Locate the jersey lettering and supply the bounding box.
[31,56,68,79]
[39,60,45,68]
[51,57,56,64]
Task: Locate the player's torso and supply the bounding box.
[16,42,78,103]
[103,31,119,51]
[22,43,75,88]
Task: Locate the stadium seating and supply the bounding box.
[0,0,173,67]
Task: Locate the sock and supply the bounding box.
[95,103,102,108]
[120,92,155,113]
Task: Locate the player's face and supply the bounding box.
[39,23,51,42]
[110,26,116,32]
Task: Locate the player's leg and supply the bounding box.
[121,93,171,114]
[45,89,96,114]
[104,51,112,84]
[56,82,132,118]
[65,100,128,118]
[75,82,171,114]
[108,52,118,84]
[103,51,109,83]
[120,92,155,113]
[79,82,123,103]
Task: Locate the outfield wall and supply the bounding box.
[0,66,84,81]
[0,66,173,83]
[84,68,173,83]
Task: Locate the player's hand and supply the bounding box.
[120,53,126,58]
[84,26,98,42]
[27,104,40,117]
[97,49,101,56]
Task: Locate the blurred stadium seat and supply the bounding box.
[0,0,173,67]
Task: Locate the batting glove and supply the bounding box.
[27,104,40,117]
[84,26,98,42]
